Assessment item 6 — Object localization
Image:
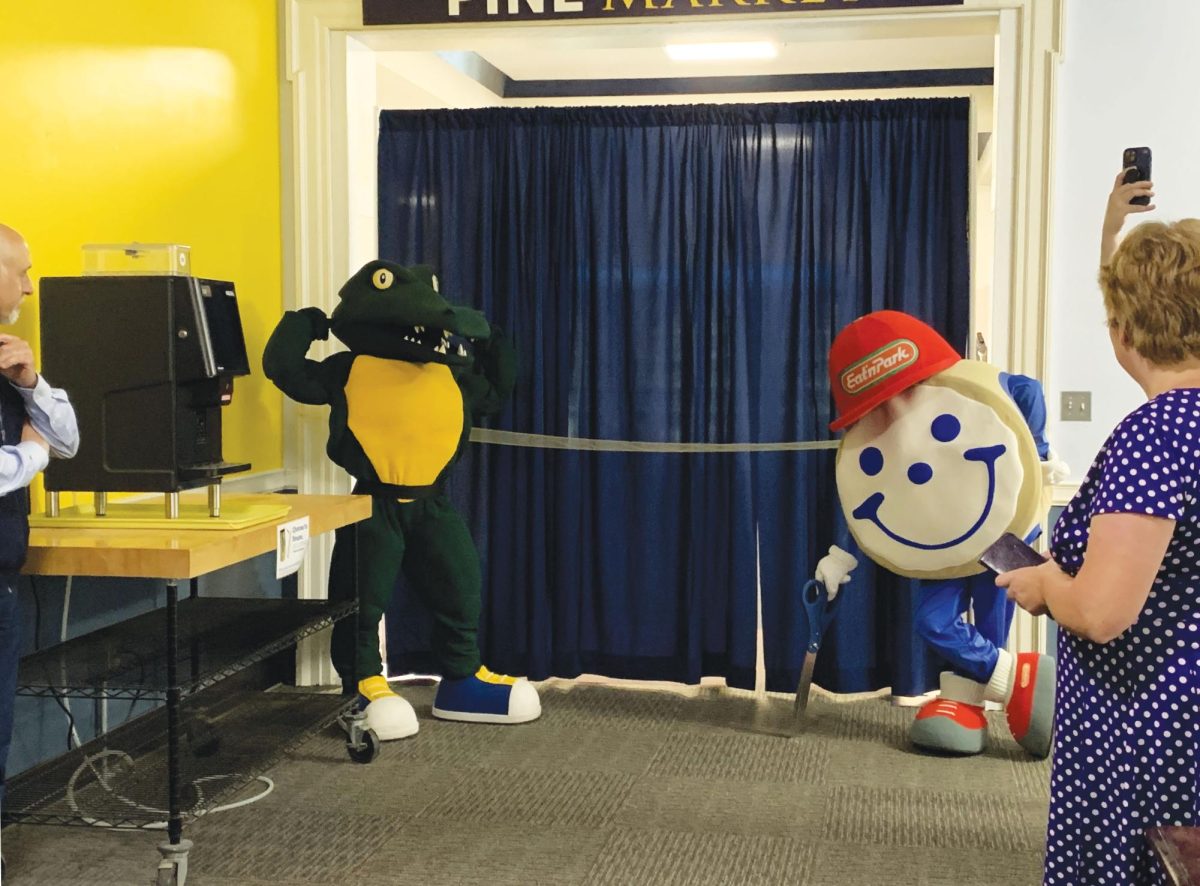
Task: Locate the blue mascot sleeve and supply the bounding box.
[999,373,1050,459]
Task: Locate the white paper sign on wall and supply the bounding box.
[275,516,310,579]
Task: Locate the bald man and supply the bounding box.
[0,225,78,846]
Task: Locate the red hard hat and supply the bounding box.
[828,310,961,431]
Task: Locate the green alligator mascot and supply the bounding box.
[263,260,540,739]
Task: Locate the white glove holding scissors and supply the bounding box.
[814,545,858,601]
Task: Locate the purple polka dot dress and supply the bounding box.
[1046,388,1200,885]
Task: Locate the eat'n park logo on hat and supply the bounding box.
[840,339,919,395]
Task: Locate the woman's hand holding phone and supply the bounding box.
[1102,166,1156,264]
[986,533,1058,618]
[1106,169,1155,228]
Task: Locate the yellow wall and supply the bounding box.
[0,1,284,488]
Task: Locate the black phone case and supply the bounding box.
[1123,146,1152,205]
[979,532,1044,574]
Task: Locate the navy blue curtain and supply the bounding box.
[378,99,969,695]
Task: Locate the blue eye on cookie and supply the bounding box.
[859,447,884,477]
[931,414,960,443]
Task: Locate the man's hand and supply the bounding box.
[814,545,858,601]
[1101,169,1156,265]
[0,335,37,388]
[21,420,48,452]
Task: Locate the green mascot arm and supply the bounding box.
[262,307,335,406]
[462,325,517,418]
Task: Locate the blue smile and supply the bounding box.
[851,444,1007,550]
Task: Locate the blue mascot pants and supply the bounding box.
[914,571,1014,684]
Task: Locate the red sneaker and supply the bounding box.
[1005,653,1055,758]
[911,697,987,755]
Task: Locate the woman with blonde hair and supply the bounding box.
[1000,171,1200,884]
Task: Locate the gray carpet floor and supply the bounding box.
[2,681,1050,886]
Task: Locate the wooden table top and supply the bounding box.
[23,493,370,580]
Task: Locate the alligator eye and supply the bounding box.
[371,268,394,290]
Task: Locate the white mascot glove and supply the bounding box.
[814,545,858,601]
[1040,447,1070,486]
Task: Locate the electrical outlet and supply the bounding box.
[1061,391,1092,422]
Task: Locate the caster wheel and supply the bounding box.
[347,727,380,764]
[153,838,192,886]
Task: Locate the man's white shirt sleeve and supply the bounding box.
[0,441,50,496]
[16,376,80,458]
[0,377,80,496]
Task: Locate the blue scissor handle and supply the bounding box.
[802,578,840,653]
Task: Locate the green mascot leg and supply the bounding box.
[399,495,483,680]
[329,497,405,692]
[328,497,419,740]
[401,495,539,724]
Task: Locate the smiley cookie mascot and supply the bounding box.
[816,311,1065,758]
[263,261,540,739]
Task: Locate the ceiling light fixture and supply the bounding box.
[664,41,779,62]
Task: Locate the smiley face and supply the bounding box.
[850,410,1007,550]
[835,361,1043,579]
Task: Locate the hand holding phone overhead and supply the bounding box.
[1102,150,1156,264]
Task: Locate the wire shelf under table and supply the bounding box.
[16,598,356,701]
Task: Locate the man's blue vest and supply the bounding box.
[0,383,31,578]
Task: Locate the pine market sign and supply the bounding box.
[363,0,964,26]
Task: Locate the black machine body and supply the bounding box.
[39,275,252,494]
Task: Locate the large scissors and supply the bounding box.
[792,578,841,726]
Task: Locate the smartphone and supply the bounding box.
[1123,146,1152,205]
[979,532,1045,574]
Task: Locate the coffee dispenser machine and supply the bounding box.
[39,274,252,518]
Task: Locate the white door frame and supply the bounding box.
[282,0,1064,681]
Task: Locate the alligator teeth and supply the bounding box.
[457,344,467,356]
[436,343,448,354]
[415,325,424,333]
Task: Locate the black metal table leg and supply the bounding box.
[189,578,201,690]
[155,578,192,884]
[166,579,182,844]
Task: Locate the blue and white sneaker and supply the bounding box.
[432,666,541,724]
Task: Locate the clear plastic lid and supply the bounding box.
[82,243,191,276]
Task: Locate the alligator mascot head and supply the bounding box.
[330,261,489,366]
